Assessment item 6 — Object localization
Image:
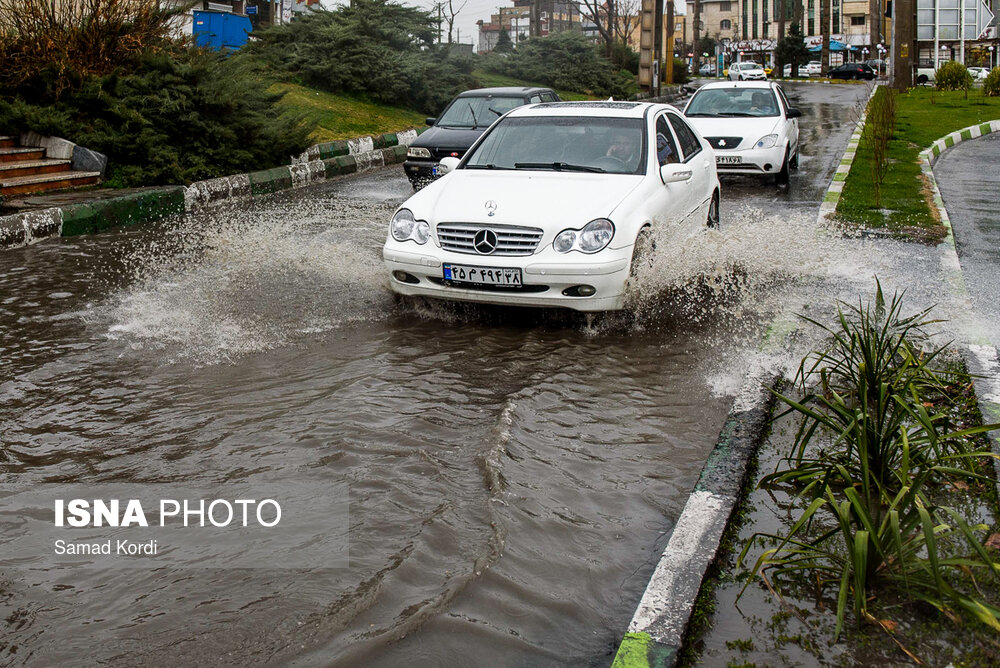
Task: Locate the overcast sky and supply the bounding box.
[317,0,686,51]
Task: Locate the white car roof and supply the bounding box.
[694,80,776,91]
[504,101,682,119]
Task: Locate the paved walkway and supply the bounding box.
[934,131,1000,351]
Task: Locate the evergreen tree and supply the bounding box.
[495,28,513,53]
[775,23,810,77]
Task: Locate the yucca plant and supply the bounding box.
[740,281,1000,638]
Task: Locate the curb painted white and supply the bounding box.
[624,364,777,651]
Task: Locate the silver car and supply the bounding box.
[728,62,767,81]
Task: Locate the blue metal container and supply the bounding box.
[192,10,252,51]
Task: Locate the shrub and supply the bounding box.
[670,58,690,85]
[0,49,312,187]
[243,0,477,114]
[984,67,1000,97]
[741,281,1000,637]
[0,0,179,100]
[936,60,973,91]
[480,31,637,98]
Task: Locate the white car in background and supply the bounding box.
[968,66,990,81]
[383,101,721,311]
[683,80,802,184]
[728,61,767,80]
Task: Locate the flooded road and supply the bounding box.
[0,83,886,667]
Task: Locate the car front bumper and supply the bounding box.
[402,159,441,187]
[383,244,633,312]
[714,144,786,175]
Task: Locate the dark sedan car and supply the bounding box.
[827,63,876,80]
[403,86,560,189]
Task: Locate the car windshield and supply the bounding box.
[685,88,779,117]
[436,96,526,129]
[463,116,646,175]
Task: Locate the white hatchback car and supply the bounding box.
[383,102,721,312]
[683,81,802,183]
[728,62,767,81]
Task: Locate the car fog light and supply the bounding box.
[392,271,419,284]
[577,285,596,296]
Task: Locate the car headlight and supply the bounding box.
[407,147,432,159]
[553,219,615,254]
[754,134,778,149]
[390,209,430,244]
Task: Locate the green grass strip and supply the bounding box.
[835,88,1000,240]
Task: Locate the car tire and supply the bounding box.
[628,227,655,281]
[917,74,928,85]
[706,191,720,228]
[775,148,790,186]
[789,150,799,170]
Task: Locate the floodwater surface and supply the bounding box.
[0,82,935,667]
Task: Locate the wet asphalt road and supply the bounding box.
[933,131,1000,349]
[0,82,871,667]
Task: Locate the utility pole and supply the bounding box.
[666,0,675,83]
[821,0,830,72]
[693,0,702,69]
[891,0,914,88]
[870,0,880,58]
[777,0,786,74]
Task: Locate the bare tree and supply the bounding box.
[693,0,701,69]
[444,0,468,44]
[614,0,640,45]
[573,0,616,56]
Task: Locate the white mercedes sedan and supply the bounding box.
[382,101,721,312]
[683,81,802,184]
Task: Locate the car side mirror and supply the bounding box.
[438,156,461,174]
[660,163,693,184]
[425,117,436,126]
[786,107,802,118]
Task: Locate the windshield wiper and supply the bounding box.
[465,164,511,170]
[467,103,480,128]
[513,162,606,173]
[488,107,503,117]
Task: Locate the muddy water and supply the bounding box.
[0,83,922,667]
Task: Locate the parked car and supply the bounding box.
[728,61,767,81]
[683,80,801,184]
[828,63,877,80]
[403,87,560,189]
[698,63,717,76]
[968,66,991,81]
[782,61,823,77]
[384,101,721,311]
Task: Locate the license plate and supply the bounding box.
[443,263,522,286]
[716,155,743,164]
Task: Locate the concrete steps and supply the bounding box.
[0,135,101,197]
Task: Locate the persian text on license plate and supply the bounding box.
[716,156,742,164]
[443,263,522,286]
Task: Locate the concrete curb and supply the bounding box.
[817,83,879,225]
[919,120,1000,491]
[611,365,780,668]
[0,128,424,251]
